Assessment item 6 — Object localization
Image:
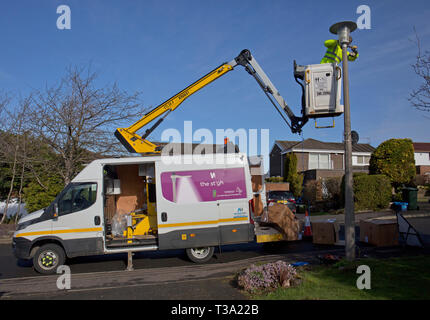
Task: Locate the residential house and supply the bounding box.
[413,142,430,180]
[270,138,375,182]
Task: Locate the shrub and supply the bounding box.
[237,261,297,293]
[303,180,323,206]
[353,174,392,211]
[392,191,403,202]
[341,173,392,211]
[369,139,415,189]
[322,177,343,209]
[265,176,284,183]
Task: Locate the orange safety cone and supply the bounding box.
[303,210,312,237]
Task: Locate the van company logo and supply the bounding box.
[233,207,247,218]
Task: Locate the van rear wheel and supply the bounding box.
[186,246,214,263]
[33,244,65,274]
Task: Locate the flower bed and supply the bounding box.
[237,260,298,293]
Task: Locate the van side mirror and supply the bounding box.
[53,203,59,218]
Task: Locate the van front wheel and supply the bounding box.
[33,244,65,274]
[186,246,214,263]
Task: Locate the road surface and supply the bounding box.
[1,214,429,299]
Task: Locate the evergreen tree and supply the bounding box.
[284,153,304,198]
[23,175,64,213]
[369,138,416,189]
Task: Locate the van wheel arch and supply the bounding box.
[30,238,67,259]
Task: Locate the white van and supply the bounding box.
[13,153,277,274]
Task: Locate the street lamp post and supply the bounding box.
[330,21,357,261]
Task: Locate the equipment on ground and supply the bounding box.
[396,212,424,248]
[115,49,344,154]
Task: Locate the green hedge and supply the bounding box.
[265,176,284,183]
[352,174,392,211]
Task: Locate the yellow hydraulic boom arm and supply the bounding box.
[115,49,307,153]
[115,62,235,153]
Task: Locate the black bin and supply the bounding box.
[402,187,418,210]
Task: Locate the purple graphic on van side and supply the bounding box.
[161,167,247,203]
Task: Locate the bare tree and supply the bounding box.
[0,95,29,224]
[410,30,430,113]
[0,93,11,131]
[0,143,18,224]
[29,65,144,184]
[15,129,28,224]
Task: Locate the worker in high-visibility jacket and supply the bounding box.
[320,38,358,64]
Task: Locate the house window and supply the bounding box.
[353,155,370,165]
[309,154,318,170]
[309,153,330,170]
[319,154,330,169]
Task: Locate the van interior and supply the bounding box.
[103,162,158,248]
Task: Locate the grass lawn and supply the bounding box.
[252,255,430,300]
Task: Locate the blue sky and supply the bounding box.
[1,0,429,157]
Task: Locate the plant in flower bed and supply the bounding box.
[237,260,298,293]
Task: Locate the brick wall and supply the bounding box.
[331,153,344,170]
[417,165,430,175]
[296,152,308,172]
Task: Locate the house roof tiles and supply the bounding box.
[275,138,375,153]
[413,142,430,152]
